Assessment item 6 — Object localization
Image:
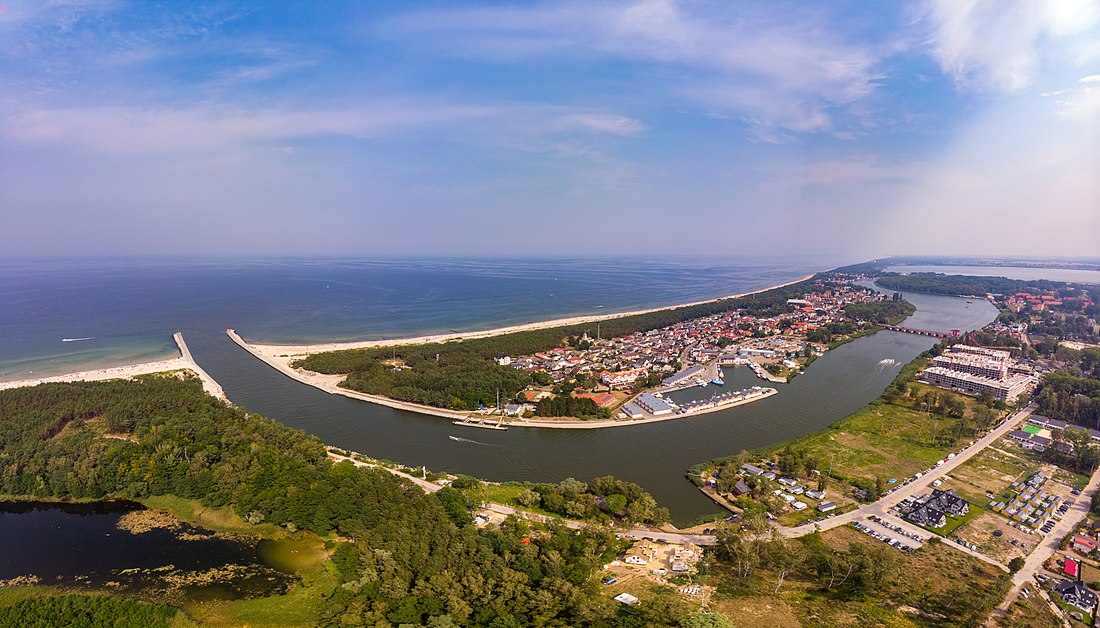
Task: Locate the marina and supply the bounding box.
[676,386,777,415]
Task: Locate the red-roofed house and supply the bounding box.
[1073,535,1098,555]
[600,368,646,389]
[577,392,617,407]
[522,390,550,403]
[1064,557,1081,578]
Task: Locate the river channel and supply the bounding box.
[185,287,998,524]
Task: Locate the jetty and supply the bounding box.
[452,417,508,431]
[0,332,225,402]
[173,332,226,400]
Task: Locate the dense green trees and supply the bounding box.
[842,299,915,324]
[534,396,605,419]
[876,273,1067,297]
[1036,369,1100,430]
[504,476,668,525]
[0,594,176,628]
[0,377,666,626]
[805,321,857,344]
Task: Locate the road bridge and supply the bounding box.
[878,324,961,339]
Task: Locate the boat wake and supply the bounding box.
[448,435,494,446]
[61,337,95,342]
[874,358,900,374]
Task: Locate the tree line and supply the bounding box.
[0,594,176,628]
[0,376,680,626]
[842,299,915,324]
[506,476,670,525]
[1035,353,1100,431]
[876,273,1069,297]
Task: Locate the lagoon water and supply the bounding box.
[1,257,999,523]
[887,264,1100,285]
[0,501,289,599]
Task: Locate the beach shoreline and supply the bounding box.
[229,272,819,428]
[0,332,226,401]
[243,273,816,357]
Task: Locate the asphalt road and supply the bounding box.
[992,461,1100,616]
[779,404,1036,538]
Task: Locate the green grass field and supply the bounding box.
[467,482,568,520]
[937,503,984,537]
[139,495,284,536]
[180,563,337,627]
[709,525,1009,627]
[762,399,975,484]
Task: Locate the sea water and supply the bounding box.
[0,256,833,380]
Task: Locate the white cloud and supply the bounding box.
[797,156,923,187]
[918,0,1100,91]
[1080,74,1100,83]
[382,0,884,135]
[551,113,645,136]
[0,101,644,155]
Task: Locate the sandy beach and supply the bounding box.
[244,273,816,358]
[0,332,226,401]
[230,273,814,428]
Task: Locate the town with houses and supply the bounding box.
[667,274,1100,625]
[490,280,898,423]
[455,268,1100,624]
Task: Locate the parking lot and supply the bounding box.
[851,515,925,552]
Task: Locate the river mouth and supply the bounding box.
[0,500,294,604]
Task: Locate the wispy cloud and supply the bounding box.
[796,156,925,187]
[381,0,886,136]
[916,0,1100,91]
[0,101,645,155]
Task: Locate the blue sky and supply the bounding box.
[1,1,1098,259]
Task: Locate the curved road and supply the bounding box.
[328,449,717,545]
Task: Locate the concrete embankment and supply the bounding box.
[226,329,467,420]
[1,332,226,402]
[515,387,778,429]
[173,332,226,401]
[230,328,780,430]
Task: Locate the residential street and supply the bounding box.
[779,404,1036,543]
[990,461,1100,618]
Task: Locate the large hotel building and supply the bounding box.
[920,345,1034,403]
